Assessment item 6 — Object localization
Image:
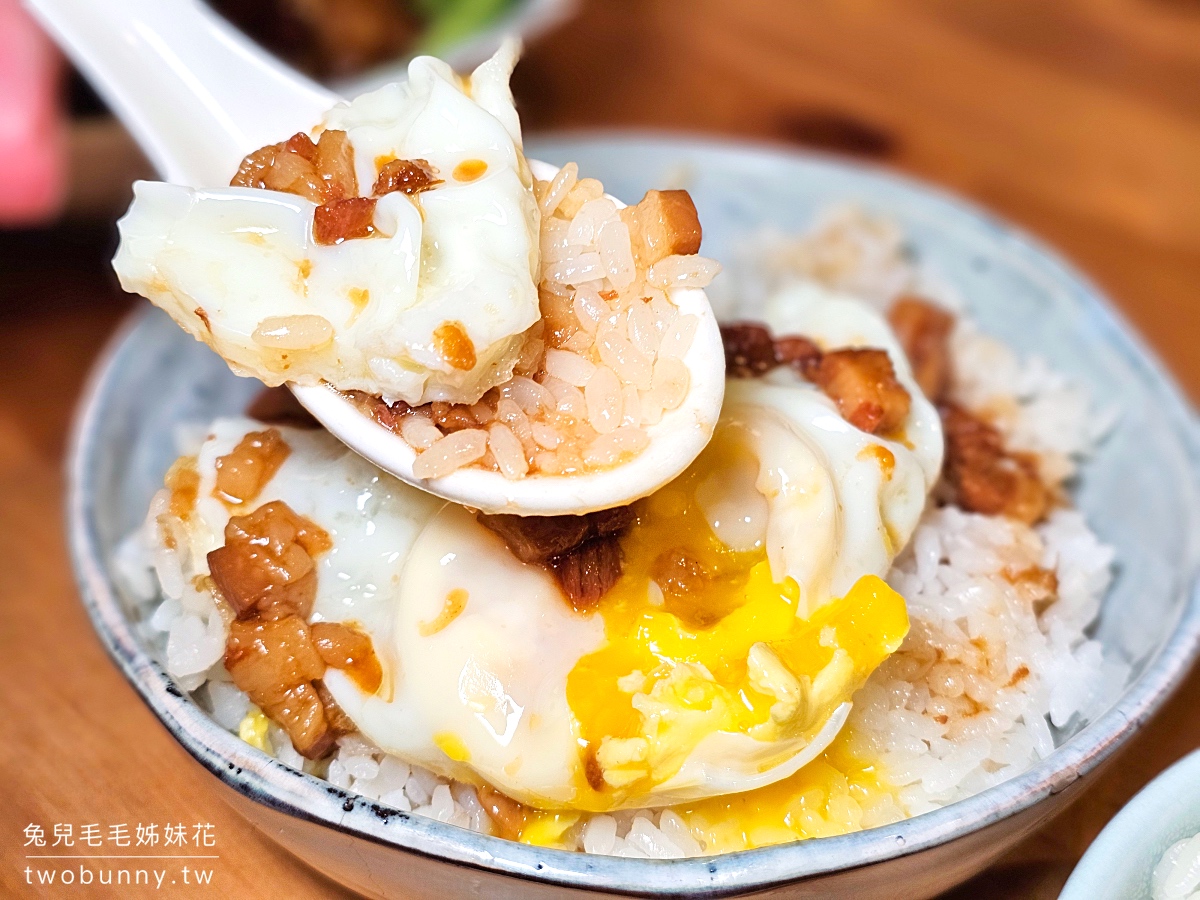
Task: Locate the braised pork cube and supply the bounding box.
[207,501,332,621]
[888,296,955,401]
[815,348,911,435]
[620,189,703,268]
[224,616,333,758]
[549,535,625,612]
[313,196,377,245]
[231,129,357,203]
[940,403,1051,525]
[212,428,291,506]
[477,506,634,608]
[720,323,777,378]
[477,784,526,841]
[314,680,357,736]
[372,158,442,196]
[311,621,383,694]
[773,334,824,380]
[477,506,633,565]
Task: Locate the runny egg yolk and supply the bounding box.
[562,432,910,811]
[673,728,895,852]
[518,729,896,850]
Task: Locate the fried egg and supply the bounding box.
[113,41,540,406]
[157,288,940,811]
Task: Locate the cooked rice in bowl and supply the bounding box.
[110,206,1131,859]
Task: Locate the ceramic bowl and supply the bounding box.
[67,135,1200,899]
[1060,749,1200,899]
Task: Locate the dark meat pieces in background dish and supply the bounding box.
[208,0,525,81]
[209,0,420,79]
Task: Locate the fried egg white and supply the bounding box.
[113,41,539,406]
[159,290,941,811]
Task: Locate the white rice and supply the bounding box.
[401,166,719,481]
[950,323,1117,487]
[862,505,1121,815]
[110,206,1128,858]
[710,206,922,316]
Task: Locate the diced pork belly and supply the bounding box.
[887,296,955,401]
[940,402,1051,525]
[620,189,703,268]
[814,348,911,435]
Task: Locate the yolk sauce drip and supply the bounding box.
[560,433,909,817]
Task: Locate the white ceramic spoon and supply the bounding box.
[27,0,725,515]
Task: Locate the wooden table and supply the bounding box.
[2,1,1198,896]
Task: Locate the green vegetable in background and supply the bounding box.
[414,0,521,54]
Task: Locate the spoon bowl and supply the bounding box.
[293,156,725,515]
[28,0,726,515]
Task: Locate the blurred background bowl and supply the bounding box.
[1060,749,1200,900]
[201,0,576,91]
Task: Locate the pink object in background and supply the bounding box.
[0,0,68,226]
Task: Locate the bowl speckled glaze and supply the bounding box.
[68,135,1200,899]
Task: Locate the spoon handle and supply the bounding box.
[24,0,339,187]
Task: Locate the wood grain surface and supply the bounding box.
[2,1,1198,897]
